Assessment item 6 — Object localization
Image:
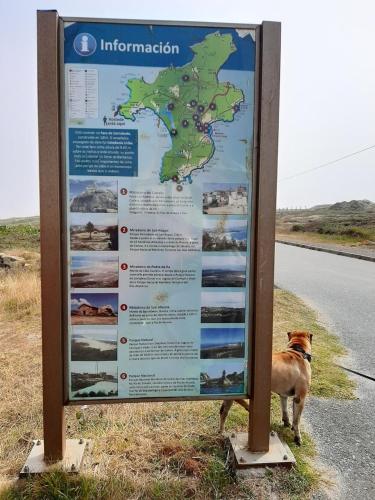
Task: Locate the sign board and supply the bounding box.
[37,11,280,460]
[62,20,256,402]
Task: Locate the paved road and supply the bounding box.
[274,243,375,499]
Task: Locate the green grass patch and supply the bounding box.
[0,469,135,500]
[0,225,40,251]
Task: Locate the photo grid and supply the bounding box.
[200,183,249,395]
[68,179,120,399]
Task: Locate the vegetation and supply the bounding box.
[0,217,39,226]
[202,231,247,251]
[85,222,95,240]
[0,219,356,498]
[0,255,355,499]
[0,225,40,251]
[276,199,375,246]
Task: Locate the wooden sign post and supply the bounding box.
[22,11,288,475]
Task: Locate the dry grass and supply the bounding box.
[276,206,375,248]
[0,267,355,499]
[0,270,40,323]
[276,229,375,248]
[7,249,40,269]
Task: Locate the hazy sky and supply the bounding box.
[1,0,374,218]
[201,291,245,308]
[202,254,246,269]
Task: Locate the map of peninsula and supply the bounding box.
[119,32,244,182]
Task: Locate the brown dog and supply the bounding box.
[219,331,312,445]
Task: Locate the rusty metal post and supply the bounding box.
[37,10,66,461]
[248,21,281,452]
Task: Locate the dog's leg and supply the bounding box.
[280,396,290,427]
[219,400,234,433]
[235,399,250,412]
[292,395,305,446]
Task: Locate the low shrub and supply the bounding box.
[291,224,305,232]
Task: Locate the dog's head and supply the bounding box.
[287,331,312,353]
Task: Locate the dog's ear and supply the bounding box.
[287,332,292,340]
[309,333,313,344]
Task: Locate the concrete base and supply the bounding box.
[227,432,295,468]
[20,439,89,477]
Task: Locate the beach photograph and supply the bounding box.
[200,327,245,359]
[71,293,118,325]
[201,255,246,287]
[71,362,118,398]
[202,217,247,252]
[70,179,118,213]
[70,254,119,288]
[70,213,118,251]
[201,290,246,323]
[203,183,248,215]
[71,327,117,361]
[200,360,245,395]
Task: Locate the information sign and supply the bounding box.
[37,12,280,460]
[63,21,256,401]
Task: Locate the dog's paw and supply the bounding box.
[294,435,302,446]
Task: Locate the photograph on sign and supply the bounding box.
[63,21,256,401]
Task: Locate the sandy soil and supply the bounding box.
[71,316,118,325]
[70,231,113,251]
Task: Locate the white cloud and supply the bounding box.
[71,297,92,307]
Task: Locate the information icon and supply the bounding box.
[73,33,97,56]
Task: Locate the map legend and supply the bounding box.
[68,68,98,119]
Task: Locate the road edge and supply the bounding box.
[275,240,375,263]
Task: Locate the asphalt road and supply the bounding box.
[274,243,375,499]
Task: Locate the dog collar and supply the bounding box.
[289,344,312,363]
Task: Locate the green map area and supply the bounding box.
[120,32,244,182]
